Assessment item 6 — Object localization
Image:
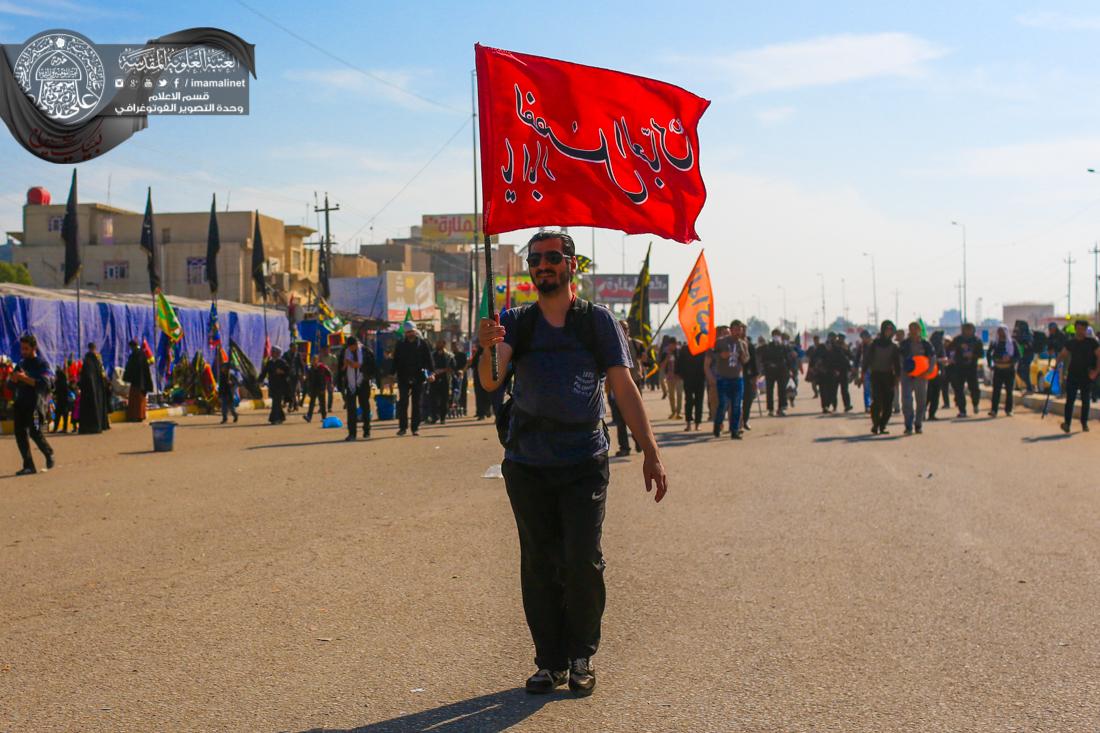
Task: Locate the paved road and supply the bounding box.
[1,390,1097,732]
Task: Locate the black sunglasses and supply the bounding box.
[526,251,569,267]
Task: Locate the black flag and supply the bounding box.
[61,169,80,286]
[140,187,161,292]
[251,211,267,299]
[318,239,330,300]
[206,194,220,294]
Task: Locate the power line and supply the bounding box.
[344,117,471,244]
[234,0,462,114]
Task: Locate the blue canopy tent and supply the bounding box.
[0,284,288,375]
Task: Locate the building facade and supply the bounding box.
[10,189,317,305]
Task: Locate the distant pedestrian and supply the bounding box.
[854,330,873,413]
[675,338,706,430]
[11,334,54,475]
[429,339,455,425]
[1057,319,1100,433]
[987,325,1019,417]
[863,320,901,435]
[926,330,950,421]
[339,336,376,440]
[740,333,758,430]
[898,322,933,435]
[706,319,749,439]
[392,323,432,436]
[303,355,331,423]
[78,343,108,434]
[123,340,153,422]
[949,323,984,417]
[258,346,290,424]
[51,365,72,433]
[218,362,239,424]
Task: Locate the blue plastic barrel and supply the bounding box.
[375,394,396,421]
[151,421,177,452]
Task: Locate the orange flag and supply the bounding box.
[677,251,716,355]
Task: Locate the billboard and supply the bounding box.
[386,270,436,322]
[589,274,669,304]
[421,213,498,243]
[494,274,539,310]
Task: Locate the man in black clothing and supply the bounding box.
[926,330,949,420]
[11,334,54,475]
[815,335,838,413]
[258,346,290,424]
[862,321,902,435]
[429,339,455,424]
[392,323,433,436]
[740,333,759,430]
[472,346,492,419]
[759,329,789,416]
[1046,322,1066,359]
[303,355,331,423]
[949,322,984,417]
[675,339,707,430]
[1057,320,1100,433]
[452,341,469,416]
[218,363,239,424]
[806,334,822,397]
[338,336,376,440]
[478,230,667,698]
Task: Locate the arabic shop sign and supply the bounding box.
[0,28,254,162]
[420,213,497,243]
[589,273,670,305]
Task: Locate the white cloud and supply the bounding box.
[672,33,948,97]
[283,67,439,111]
[754,106,795,125]
[1016,11,1100,31]
[938,136,1100,180]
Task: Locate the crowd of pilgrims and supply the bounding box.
[6,314,1098,474]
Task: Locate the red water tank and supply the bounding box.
[26,187,51,206]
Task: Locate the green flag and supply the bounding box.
[155,291,183,344]
[918,317,928,339]
[478,280,492,320]
[396,307,414,334]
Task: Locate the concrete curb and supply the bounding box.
[978,386,1086,420]
[0,398,272,435]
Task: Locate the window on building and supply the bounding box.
[292,251,301,270]
[161,227,171,244]
[47,216,63,232]
[103,261,129,280]
[187,257,207,285]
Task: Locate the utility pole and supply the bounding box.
[314,192,340,298]
[1090,242,1099,322]
[841,277,849,323]
[1064,252,1076,315]
[818,273,826,331]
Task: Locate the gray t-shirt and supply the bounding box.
[501,303,632,466]
[712,336,745,379]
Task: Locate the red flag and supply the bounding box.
[677,251,716,355]
[263,335,271,362]
[475,44,709,243]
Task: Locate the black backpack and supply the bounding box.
[495,298,609,448]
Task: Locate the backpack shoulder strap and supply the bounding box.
[510,304,540,362]
[568,298,608,374]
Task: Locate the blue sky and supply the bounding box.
[3,0,1100,328]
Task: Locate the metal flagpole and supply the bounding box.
[483,233,498,380]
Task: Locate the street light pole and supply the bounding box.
[778,285,787,330]
[952,221,967,323]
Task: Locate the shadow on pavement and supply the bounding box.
[814,433,902,443]
[1021,433,1075,443]
[246,437,391,450]
[293,688,558,733]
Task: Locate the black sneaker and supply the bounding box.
[904,426,913,435]
[525,668,567,694]
[712,425,721,437]
[871,425,879,435]
[15,467,35,476]
[345,435,356,442]
[731,431,743,440]
[614,448,631,457]
[915,425,923,434]
[397,430,407,436]
[45,454,54,470]
[1061,422,1071,434]
[1083,423,1091,433]
[568,658,596,697]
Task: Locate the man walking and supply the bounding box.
[740,331,759,430]
[706,319,749,439]
[339,336,375,440]
[675,338,706,431]
[899,322,933,435]
[11,334,54,475]
[478,231,667,698]
[218,362,239,424]
[303,354,331,423]
[949,322,984,417]
[392,323,432,436]
[863,320,901,435]
[1057,319,1100,433]
[429,339,455,425]
[760,329,789,416]
[987,325,1019,417]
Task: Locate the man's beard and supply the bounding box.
[534,269,570,294]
